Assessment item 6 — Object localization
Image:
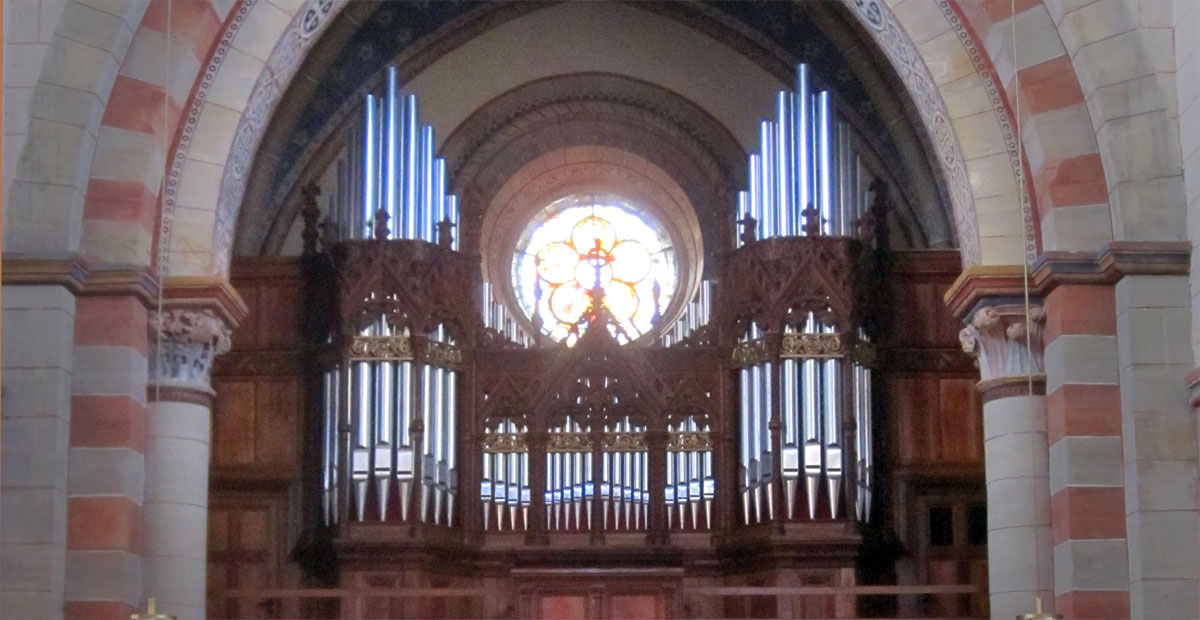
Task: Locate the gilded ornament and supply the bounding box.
[731,339,769,366]
[780,332,844,358]
[667,432,713,451]
[482,433,527,453]
[603,432,647,452]
[547,432,590,452]
[348,335,413,360]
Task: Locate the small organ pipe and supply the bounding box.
[748,154,762,241]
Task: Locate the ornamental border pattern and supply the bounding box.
[937,0,1037,262]
[160,0,255,278]
[841,0,981,265]
[209,0,347,276]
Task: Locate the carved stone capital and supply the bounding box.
[958,303,1045,381]
[148,309,233,390]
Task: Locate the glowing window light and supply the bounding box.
[514,197,676,344]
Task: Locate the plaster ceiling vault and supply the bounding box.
[236,0,953,261]
[2,0,1190,276]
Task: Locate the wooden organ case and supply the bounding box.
[209,215,984,619]
[209,67,986,619]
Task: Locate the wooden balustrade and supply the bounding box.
[208,583,983,619]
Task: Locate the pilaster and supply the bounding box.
[1116,275,1198,619]
[2,257,158,619]
[1,284,76,619]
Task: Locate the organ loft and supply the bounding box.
[4,1,1198,620]
[213,50,983,619]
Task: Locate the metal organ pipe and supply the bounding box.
[777,92,793,237]
[760,121,775,239]
[748,154,762,241]
[822,323,843,519]
[817,92,835,236]
[362,94,378,232]
[403,95,419,240]
[385,68,399,231]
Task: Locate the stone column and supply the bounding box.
[960,303,1053,618]
[1115,275,1198,618]
[143,309,232,619]
[1,285,76,618]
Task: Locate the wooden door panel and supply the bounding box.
[538,594,590,620]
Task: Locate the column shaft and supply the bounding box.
[142,306,234,618]
[980,389,1053,618]
[143,394,213,619]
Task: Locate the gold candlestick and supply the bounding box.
[131,598,176,620]
[1018,597,1062,620]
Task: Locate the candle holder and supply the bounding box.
[1017,597,1062,620]
[131,598,176,620]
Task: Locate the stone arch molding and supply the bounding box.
[11,0,1186,275]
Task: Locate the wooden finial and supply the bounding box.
[300,183,321,255]
[737,215,758,246]
[373,208,390,241]
[437,219,455,249]
[802,203,822,236]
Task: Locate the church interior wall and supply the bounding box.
[2,0,1198,618]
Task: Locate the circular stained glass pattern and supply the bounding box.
[514,196,677,344]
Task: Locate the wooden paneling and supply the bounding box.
[213,258,306,476]
[887,376,981,467]
[212,376,302,470]
[882,251,982,469]
[210,259,307,616]
[207,490,291,620]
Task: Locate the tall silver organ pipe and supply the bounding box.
[732,64,876,524]
[855,328,874,522]
[734,63,878,247]
[323,368,342,525]
[327,67,460,244]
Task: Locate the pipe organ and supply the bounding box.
[731,64,876,525]
[307,63,887,589]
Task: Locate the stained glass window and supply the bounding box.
[514,196,677,344]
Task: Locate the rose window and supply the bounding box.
[513,197,677,344]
